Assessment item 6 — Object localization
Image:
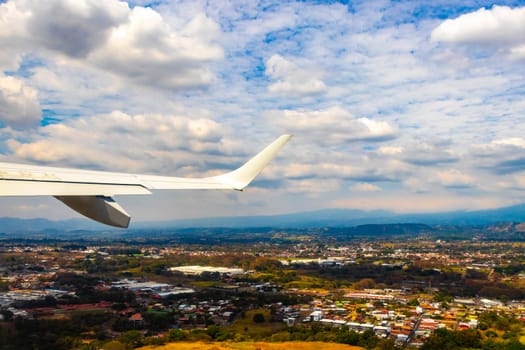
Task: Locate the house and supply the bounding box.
[129,313,144,327]
[309,310,323,322]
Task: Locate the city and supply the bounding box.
[1,225,525,349]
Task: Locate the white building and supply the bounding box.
[169,266,244,276]
[309,310,323,321]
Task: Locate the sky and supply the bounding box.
[2,0,525,222]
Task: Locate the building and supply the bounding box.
[169,266,244,276]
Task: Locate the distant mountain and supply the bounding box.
[138,204,525,229]
[2,203,525,234]
[136,208,397,229]
[392,203,525,225]
[0,217,114,235]
[346,223,433,236]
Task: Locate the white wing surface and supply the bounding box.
[0,135,291,228]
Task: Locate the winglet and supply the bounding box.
[212,134,292,190]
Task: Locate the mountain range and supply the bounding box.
[2,203,525,234]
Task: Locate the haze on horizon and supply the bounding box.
[1,0,525,222]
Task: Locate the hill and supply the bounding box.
[139,204,525,228]
[2,202,525,234]
[138,341,363,350]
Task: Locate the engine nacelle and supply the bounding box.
[54,195,131,228]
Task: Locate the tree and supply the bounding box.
[252,313,265,324]
[377,338,396,350]
[485,330,497,338]
[119,330,143,348]
[358,329,378,349]
[167,328,187,341]
[101,340,127,350]
[143,311,172,331]
[354,278,376,290]
[335,329,359,345]
[187,329,212,341]
[421,328,481,350]
[0,309,13,322]
[505,340,525,350]
[407,298,420,306]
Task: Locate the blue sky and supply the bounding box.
[2,0,525,221]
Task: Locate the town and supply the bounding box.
[1,225,525,349]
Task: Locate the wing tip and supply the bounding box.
[214,134,292,189]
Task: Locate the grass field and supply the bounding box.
[226,309,287,339]
[138,341,364,350]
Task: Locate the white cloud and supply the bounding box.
[26,0,129,58]
[3,111,238,174]
[510,45,525,60]
[431,6,525,45]
[403,176,430,194]
[431,5,525,60]
[377,146,403,156]
[0,0,224,90]
[491,138,525,148]
[435,169,475,188]
[0,1,30,70]
[0,75,41,128]
[333,194,509,214]
[357,118,397,140]
[352,182,381,192]
[285,178,340,195]
[283,162,367,181]
[402,141,459,166]
[0,1,29,39]
[471,138,525,175]
[90,9,223,89]
[265,54,326,96]
[267,106,397,145]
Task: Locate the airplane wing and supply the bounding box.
[0,135,292,228]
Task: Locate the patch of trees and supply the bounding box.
[187,289,311,309]
[495,264,525,275]
[12,295,57,309]
[142,262,169,275]
[69,286,136,305]
[461,280,525,299]
[422,328,525,350]
[268,325,394,349]
[60,244,87,250]
[422,328,482,349]
[104,248,142,255]
[80,255,142,274]
[142,311,173,331]
[423,314,525,350]
[252,313,265,323]
[0,280,8,292]
[95,322,397,349]
[0,313,113,350]
[296,263,463,289]
[54,272,99,290]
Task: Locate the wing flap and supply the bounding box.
[0,180,150,196]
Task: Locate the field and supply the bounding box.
[138,341,364,350]
[226,309,287,339]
